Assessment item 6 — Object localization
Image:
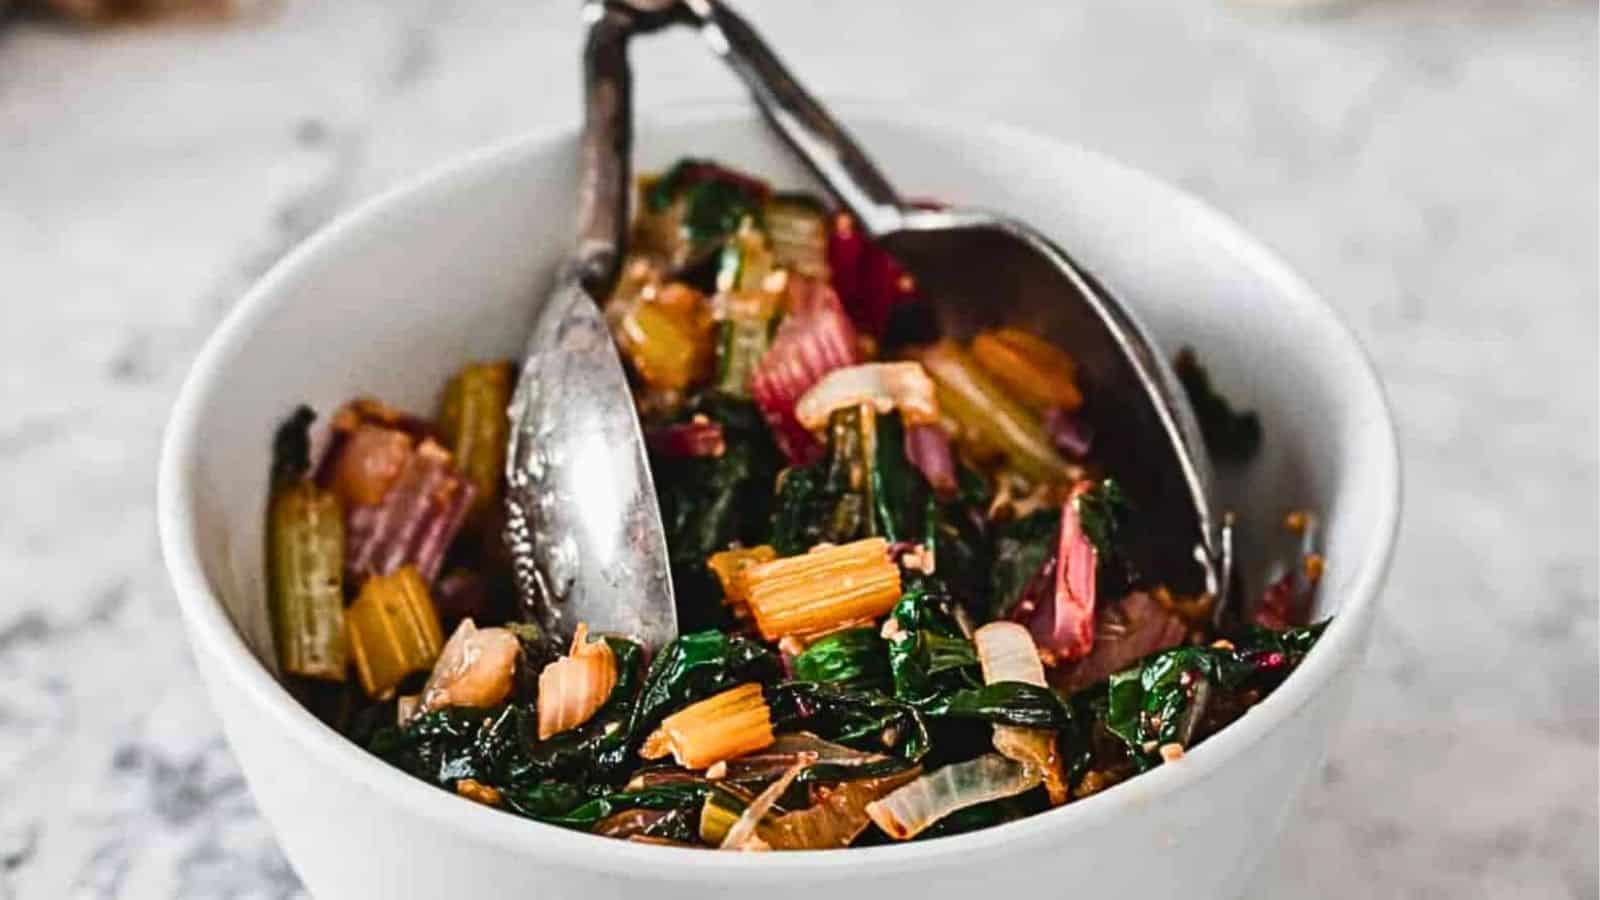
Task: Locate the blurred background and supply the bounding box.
[0,0,1594,897]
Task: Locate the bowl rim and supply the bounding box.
[158,99,1401,880]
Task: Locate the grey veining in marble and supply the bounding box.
[0,1,1594,897]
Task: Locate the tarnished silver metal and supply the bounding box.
[504,0,679,649]
[679,0,1226,594]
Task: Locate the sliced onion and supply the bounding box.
[974,622,1047,687]
[720,756,814,850]
[794,362,939,431]
[536,624,618,740]
[759,767,920,849]
[721,732,886,783]
[866,754,1040,840]
[904,423,957,498]
[974,623,1067,805]
[417,619,520,717]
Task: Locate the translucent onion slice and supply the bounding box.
[974,621,1048,686]
[758,767,921,850]
[536,624,618,740]
[794,362,940,432]
[720,732,888,783]
[720,756,814,850]
[974,622,1069,806]
[866,754,1041,840]
[416,618,521,717]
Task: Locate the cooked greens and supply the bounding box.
[266,157,1328,851]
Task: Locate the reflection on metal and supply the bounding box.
[504,2,679,651]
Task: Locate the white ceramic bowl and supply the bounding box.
[158,103,1399,899]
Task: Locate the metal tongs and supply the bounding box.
[507,0,1233,655]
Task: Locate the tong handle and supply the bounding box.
[577,2,679,298]
[681,0,906,237]
[579,0,908,295]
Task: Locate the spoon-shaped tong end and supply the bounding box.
[504,1,679,650]
[681,0,1225,595]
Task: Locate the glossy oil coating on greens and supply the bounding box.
[265,157,1325,850]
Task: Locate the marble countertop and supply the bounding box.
[1,1,1594,897]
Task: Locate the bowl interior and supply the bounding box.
[162,105,1397,851]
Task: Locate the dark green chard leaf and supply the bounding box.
[682,180,763,248]
[914,790,1047,840]
[922,484,993,610]
[868,413,993,604]
[526,637,646,782]
[645,158,768,254]
[792,628,892,692]
[922,681,1076,730]
[769,682,931,761]
[1238,620,1329,657]
[1061,689,1110,787]
[1102,621,1329,769]
[337,690,396,749]
[771,464,838,555]
[886,582,982,707]
[1076,478,1136,599]
[502,781,589,819]
[1075,479,1130,564]
[772,408,976,560]
[270,405,316,485]
[629,629,782,739]
[645,159,698,212]
[650,396,782,625]
[655,442,757,623]
[368,703,517,789]
[871,413,924,543]
[988,510,1060,620]
[1103,646,1237,768]
[369,638,647,798]
[538,783,714,833]
[771,406,878,555]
